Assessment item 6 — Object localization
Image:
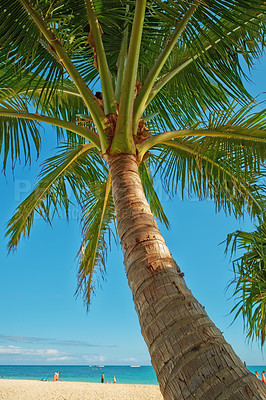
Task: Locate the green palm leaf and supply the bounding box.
[225,219,266,345]
[0,82,101,150]
[6,143,104,250]
[0,89,41,170]
[1,0,265,129]
[146,102,266,220]
[0,0,82,101]
[154,134,265,218]
[76,173,116,307]
[138,2,266,128]
[139,101,266,156]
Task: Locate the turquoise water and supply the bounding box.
[246,366,266,377]
[0,365,265,385]
[0,365,158,385]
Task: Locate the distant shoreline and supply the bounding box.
[0,376,158,385]
[0,364,265,367]
[0,365,265,386]
[0,365,159,385]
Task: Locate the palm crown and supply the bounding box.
[1,0,266,349]
[0,0,266,302]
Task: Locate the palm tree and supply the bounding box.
[226,218,266,346]
[0,0,266,398]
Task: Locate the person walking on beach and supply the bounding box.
[101,373,104,383]
[255,371,260,379]
[261,371,266,384]
[113,376,116,384]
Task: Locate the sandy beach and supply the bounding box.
[0,379,164,400]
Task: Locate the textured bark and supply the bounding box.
[108,153,266,400]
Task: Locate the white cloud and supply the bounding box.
[0,345,65,358]
[0,334,116,348]
[45,349,60,355]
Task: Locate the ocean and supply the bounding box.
[0,365,158,385]
[0,365,265,385]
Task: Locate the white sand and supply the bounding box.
[0,379,164,400]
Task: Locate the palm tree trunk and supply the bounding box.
[108,153,266,400]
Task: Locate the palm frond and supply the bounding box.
[0,89,41,170]
[76,173,116,308]
[139,100,266,157]
[2,0,265,128]
[6,143,105,250]
[0,82,102,147]
[140,1,266,127]
[0,0,128,105]
[154,136,265,219]
[0,0,66,106]
[225,220,266,345]
[207,101,266,138]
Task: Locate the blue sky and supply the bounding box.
[0,55,266,367]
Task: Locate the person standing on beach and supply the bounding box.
[255,371,260,379]
[113,376,116,384]
[101,373,104,383]
[261,371,266,384]
[53,371,59,381]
